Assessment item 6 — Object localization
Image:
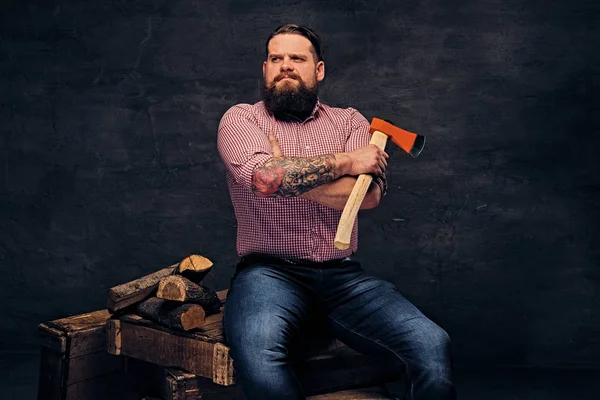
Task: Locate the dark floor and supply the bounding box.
[3,351,600,400]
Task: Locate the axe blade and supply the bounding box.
[409,134,425,158]
[370,118,425,158]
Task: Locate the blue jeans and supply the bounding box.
[223,255,457,400]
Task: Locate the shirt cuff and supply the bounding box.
[373,174,388,197]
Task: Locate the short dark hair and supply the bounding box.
[265,24,324,62]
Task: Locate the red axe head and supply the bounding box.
[369,118,425,158]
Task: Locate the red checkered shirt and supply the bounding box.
[217,99,387,262]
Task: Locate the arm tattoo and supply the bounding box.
[252,155,339,197]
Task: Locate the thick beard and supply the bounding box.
[261,76,319,122]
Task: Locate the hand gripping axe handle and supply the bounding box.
[333,118,426,250]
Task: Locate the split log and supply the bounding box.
[137,297,206,331]
[157,275,221,314]
[178,254,213,283]
[106,265,177,313]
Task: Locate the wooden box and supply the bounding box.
[108,290,405,395]
[37,309,129,400]
[131,362,398,400]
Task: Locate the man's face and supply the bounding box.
[262,34,325,119]
[263,34,324,91]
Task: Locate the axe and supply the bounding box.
[333,118,425,250]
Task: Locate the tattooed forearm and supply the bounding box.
[252,155,341,197]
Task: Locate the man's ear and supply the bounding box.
[262,61,267,77]
[316,61,325,82]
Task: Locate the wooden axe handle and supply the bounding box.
[334,130,389,250]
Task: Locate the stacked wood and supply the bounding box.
[105,254,219,332]
[157,275,221,314]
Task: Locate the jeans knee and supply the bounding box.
[412,319,452,368]
[225,317,289,364]
[429,324,451,352]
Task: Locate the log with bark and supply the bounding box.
[106,265,177,313]
[157,275,221,315]
[137,297,206,331]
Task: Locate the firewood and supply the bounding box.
[156,275,221,314]
[178,254,213,283]
[137,297,206,331]
[106,265,177,313]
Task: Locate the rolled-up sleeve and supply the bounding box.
[217,105,273,189]
[344,108,388,196]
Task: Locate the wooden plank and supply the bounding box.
[68,326,109,358]
[296,347,405,395]
[46,310,111,332]
[216,289,228,302]
[109,318,218,381]
[41,310,111,358]
[66,351,122,385]
[37,346,67,400]
[64,370,136,400]
[107,319,122,355]
[307,385,393,400]
[162,369,243,400]
[38,323,68,354]
[212,343,234,386]
[159,372,393,400]
[117,313,223,344]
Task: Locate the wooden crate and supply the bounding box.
[108,290,405,394]
[131,362,398,400]
[37,309,130,400]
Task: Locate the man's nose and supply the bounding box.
[280,57,294,71]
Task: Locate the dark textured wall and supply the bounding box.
[1,0,598,368]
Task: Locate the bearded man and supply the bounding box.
[217,23,457,400]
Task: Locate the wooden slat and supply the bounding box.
[162,368,243,400]
[107,319,122,355]
[38,323,67,353]
[40,310,111,357]
[212,343,234,385]
[117,314,222,344]
[216,289,228,303]
[296,347,405,395]
[68,326,109,357]
[64,371,136,400]
[307,385,393,400]
[109,318,218,380]
[46,310,111,331]
[66,351,123,385]
[37,346,67,400]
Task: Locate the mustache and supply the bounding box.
[274,72,301,82]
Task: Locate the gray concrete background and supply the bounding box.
[1,0,598,369]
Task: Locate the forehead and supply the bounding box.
[267,34,313,57]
